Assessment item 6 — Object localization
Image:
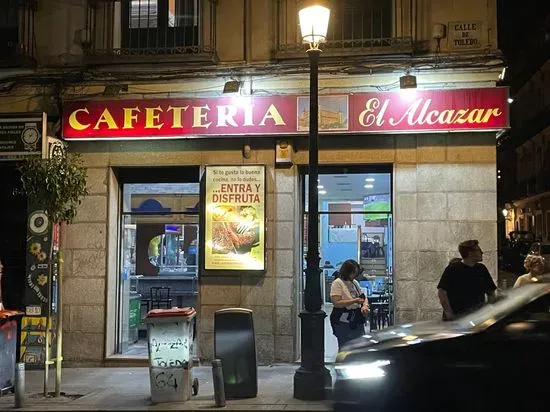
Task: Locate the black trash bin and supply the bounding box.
[214,308,257,398]
[0,310,24,394]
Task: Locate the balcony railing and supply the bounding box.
[275,0,414,58]
[85,0,216,64]
[0,0,36,67]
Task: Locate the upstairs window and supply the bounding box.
[276,0,411,57]
[122,0,199,49]
[329,0,392,43]
[0,0,35,64]
[86,0,215,59]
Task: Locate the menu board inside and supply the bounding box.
[204,165,265,271]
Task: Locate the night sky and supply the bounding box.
[498,0,550,85]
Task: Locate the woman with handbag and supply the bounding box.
[330,259,369,351]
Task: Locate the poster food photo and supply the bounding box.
[204,165,265,271]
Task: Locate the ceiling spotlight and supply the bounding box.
[364,184,374,189]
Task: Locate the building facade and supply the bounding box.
[0,0,506,366]
[497,5,550,247]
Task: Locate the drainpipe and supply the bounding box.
[244,0,251,64]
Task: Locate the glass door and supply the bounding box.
[117,182,199,356]
[302,167,393,361]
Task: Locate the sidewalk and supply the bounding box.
[0,365,334,411]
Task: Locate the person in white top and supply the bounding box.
[329,259,369,350]
[513,255,546,288]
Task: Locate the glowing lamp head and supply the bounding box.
[298,0,330,49]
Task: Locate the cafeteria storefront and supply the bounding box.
[59,87,509,364]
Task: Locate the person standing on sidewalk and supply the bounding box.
[437,240,497,321]
[330,259,370,350]
[513,255,547,287]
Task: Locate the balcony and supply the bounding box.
[85,0,217,64]
[0,0,36,67]
[275,0,414,59]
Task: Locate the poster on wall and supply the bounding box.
[203,165,266,271]
[21,208,59,368]
[20,316,56,369]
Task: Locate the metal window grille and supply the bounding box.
[86,0,214,59]
[0,0,36,66]
[277,0,413,56]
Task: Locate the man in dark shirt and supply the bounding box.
[437,240,497,320]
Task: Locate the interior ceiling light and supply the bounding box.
[365,178,375,182]
[364,184,374,189]
[317,185,324,189]
[319,190,327,195]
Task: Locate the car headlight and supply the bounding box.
[335,360,391,380]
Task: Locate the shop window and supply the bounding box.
[301,167,393,361]
[118,182,199,356]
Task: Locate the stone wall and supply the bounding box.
[198,164,299,365]
[393,134,497,323]
[61,167,108,364]
[60,139,300,364]
[60,132,497,364]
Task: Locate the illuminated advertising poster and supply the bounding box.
[204,165,265,271]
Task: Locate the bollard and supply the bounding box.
[212,359,226,407]
[14,362,25,408]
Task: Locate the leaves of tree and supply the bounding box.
[18,152,89,225]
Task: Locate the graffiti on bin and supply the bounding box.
[154,371,179,391]
[153,357,186,367]
[150,337,188,353]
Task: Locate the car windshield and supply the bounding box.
[452,284,550,331]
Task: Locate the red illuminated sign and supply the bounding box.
[62,88,509,140]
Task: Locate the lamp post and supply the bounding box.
[293,0,331,401]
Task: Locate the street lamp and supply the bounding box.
[293,0,331,401]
